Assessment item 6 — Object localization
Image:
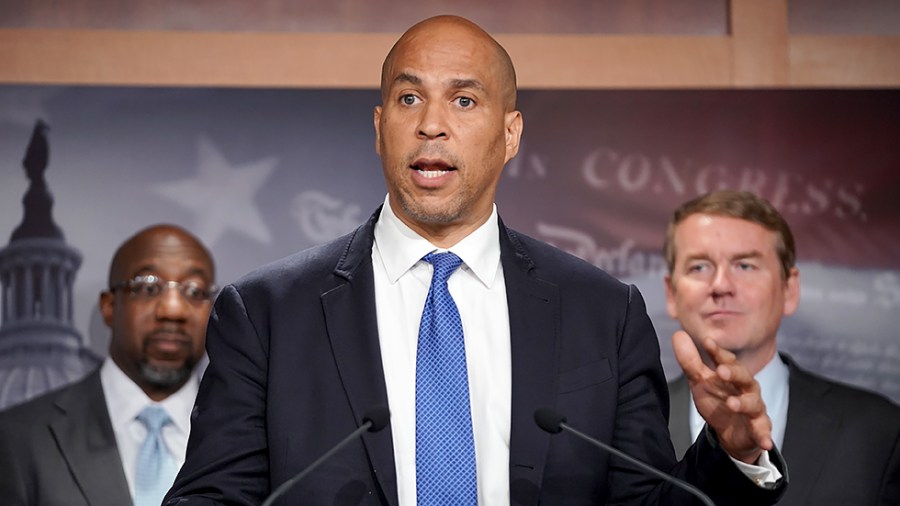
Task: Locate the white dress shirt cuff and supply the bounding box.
[730,450,783,488]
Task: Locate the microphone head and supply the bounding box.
[362,405,390,432]
[534,407,566,434]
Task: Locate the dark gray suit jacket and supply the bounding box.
[669,353,900,505]
[167,208,786,505]
[0,369,132,506]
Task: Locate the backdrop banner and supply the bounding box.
[1,86,897,406]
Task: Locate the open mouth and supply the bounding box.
[411,158,457,178]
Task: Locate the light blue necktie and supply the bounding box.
[416,252,477,505]
[134,405,178,506]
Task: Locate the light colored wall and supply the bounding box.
[1,0,898,88]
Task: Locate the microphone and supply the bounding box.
[534,408,715,506]
[260,405,390,506]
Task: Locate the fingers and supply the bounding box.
[725,390,765,416]
[716,361,758,396]
[745,400,774,451]
[672,330,709,383]
[700,338,757,393]
[682,336,777,459]
[724,391,774,451]
[719,365,763,416]
[754,426,774,451]
[702,337,736,366]
[753,428,774,452]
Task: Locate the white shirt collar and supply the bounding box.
[755,352,790,408]
[374,194,501,288]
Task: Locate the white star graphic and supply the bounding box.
[152,136,278,246]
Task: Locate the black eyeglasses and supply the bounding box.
[109,274,218,304]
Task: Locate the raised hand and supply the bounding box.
[672,330,773,464]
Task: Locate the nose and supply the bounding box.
[710,266,735,297]
[154,285,190,322]
[416,101,448,140]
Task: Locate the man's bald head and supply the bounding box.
[380,15,518,111]
[108,224,214,288]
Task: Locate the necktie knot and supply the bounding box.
[423,251,462,284]
[137,405,172,433]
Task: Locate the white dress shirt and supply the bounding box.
[373,195,512,506]
[100,357,199,499]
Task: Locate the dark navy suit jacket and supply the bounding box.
[669,354,900,506]
[166,208,786,505]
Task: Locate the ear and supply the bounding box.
[100,291,115,328]
[503,110,523,164]
[664,273,679,320]
[783,266,800,316]
[373,105,383,156]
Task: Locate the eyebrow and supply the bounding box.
[682,251,764,263]
[731,251,764,261]
[393,72,421,87]
[130,264,212,280]
[131,265,157,277]
[392,73,486,93]
[448,78,486,93]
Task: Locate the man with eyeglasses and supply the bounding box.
[0,224,217,506]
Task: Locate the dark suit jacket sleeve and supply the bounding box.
[165,284,271,506]
[600,283,685,503]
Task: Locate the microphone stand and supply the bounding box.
[260,406,389,506]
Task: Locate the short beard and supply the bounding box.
[393,146,470,225]
[394,175,471,227]
[396,191,466,225]
[138,359,194,390]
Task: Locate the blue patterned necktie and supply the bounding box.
[134,405,179,506]
[415,252,478,505]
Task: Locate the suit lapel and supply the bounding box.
[501,224,559,506]
[667,375,693,459]
[322,211,398,505]
[781,355,836,505]
[50,371,132,506]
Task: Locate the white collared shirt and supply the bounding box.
[373,195,512,506]
[100,357,199,499]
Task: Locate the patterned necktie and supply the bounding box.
[134,405,178,506]
[415,252,477,505]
